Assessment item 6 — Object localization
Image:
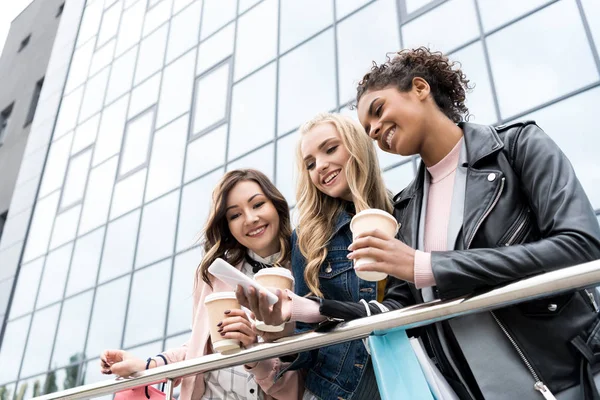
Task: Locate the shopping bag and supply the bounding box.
[114,384,165,400]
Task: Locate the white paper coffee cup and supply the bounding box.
[350,209,399,281]
[204,292,242,355]
[254,268,294,332]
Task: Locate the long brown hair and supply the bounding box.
[196,169,292,289]
[295,113,392,297]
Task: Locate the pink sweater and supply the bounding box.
[414,137,464,288]
[157,261,303,400]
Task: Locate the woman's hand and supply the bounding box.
[100,350,146,377]
[236,286,291,326]
[348,228,416,281]
[218,309,258,348]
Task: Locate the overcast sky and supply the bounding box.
[0,0,34,57]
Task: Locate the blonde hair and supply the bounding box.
[295,113,392,297]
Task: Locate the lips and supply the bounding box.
[322,169,340,186]
[383,125,396,150]
[247,225,267,237]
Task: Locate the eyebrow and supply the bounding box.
[225,193,264,212]
[302,137,337,162]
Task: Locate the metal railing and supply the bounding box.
[34,259,600,400]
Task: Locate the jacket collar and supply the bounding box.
[393,122,504,205]
[332,207,352,237]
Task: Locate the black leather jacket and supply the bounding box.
[319,121,600,397]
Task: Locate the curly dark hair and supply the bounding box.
[356,47,472,123]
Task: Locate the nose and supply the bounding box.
[317,158,329,173]
[245,211,259,225]
[369,121,382,140]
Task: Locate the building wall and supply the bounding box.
[0,0,65,215]
[0,0,599,398]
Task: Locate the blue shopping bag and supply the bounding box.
[369,329,435,400]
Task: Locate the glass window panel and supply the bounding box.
[383,161,416,197]
[79,67,111,123]
[89,39,116,77]
[20,304,60,377]
[192,62,230,135]
[184,125,226,183]
[36,243,73,309]
[135,23,168,85]
[41,367,78,395]
[143,0,173,37]
[105,45,137,105]
[124,259,171,347]
[168,247,201,334]
[120,109,154,176]
[23,191,60,263]
[174,0,195,14]
[97,1,122,46]
[66,227,105,296]
[487,0,599,119]
[40,132,73,197]
[200,0,236,40]
[0,244,21,283]
[9,258,44,320]
[229,63,276,159]
[335,0,370,19]
[65,40,95,94]
[79,157,118,235]
[93,95,128,166]
[136,191,179,268]
[582,0,600,56]
[77,0,103,48]
[71,114,100,155]
[0,209,29,250]
[156,49,196,128]
[337,0,400,103]
[0,278,10,318]
[13,374,47,399]
[51,291,93,368]
[129,72,161,118]
[85,275,131,363]
[8,177,38,215]
[449,41,497,125]
[115,0,145,56]
[177,169,222,252]
[54,86,84,139]
[166,0,201,63]
[239,0,261,14]
[99,210,140,283]
[81,358,113,400]
[196,22,234,75]
[61,149,93,208]
[125,340,163,359]
[520,87,600,209]
[0,383,16,399]
[0,316,31,383]
[145,115,188,201]
[280,0,333,53]
[49,205,81,250]
[227,144,274,181]
[479,0,551,32]
[234,0,278,80]
[278,30,336,135]
[276,131,299,205]
[111,168,147,219]
[406,0,436,13]
[402,0,478,53]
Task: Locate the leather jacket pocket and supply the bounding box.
[497,207,533,247]
[517,292,575,317]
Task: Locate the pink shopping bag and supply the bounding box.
[114,385,167,400]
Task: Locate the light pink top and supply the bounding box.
[414,137,464,288]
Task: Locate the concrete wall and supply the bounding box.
[0,0,65,216]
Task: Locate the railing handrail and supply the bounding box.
[33,259,600,400]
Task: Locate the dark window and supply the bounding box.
[0,103,14,145]
[18,34,31,52]
[25,78,44,127]
[0,211,7,242]
[57,3,65,17]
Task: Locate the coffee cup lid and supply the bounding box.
[254,267,294,282]
[350,209,398,233]
[205,291,237,303]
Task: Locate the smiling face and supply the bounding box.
[225,180,280,258]
[300,123,353,201]
[357,82,429,157]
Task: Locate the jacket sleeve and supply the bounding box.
[247,359,304,399]
[432,123,600,300]
[318,277,416,321]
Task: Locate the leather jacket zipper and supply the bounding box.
[467,177,505,249]
[491,312,557,399]
[585,289,599,312]
[505,209,530,246]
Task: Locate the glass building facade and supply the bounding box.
[0,0,599,398]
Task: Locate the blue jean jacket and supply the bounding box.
[278,210,378,400]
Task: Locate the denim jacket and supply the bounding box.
[278,210,378,400]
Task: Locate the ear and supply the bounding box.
[412,77,430,100]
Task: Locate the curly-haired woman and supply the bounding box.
[349,47,600,399]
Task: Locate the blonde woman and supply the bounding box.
[238,113,412,400]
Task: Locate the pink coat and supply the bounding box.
[158,262,303,400]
